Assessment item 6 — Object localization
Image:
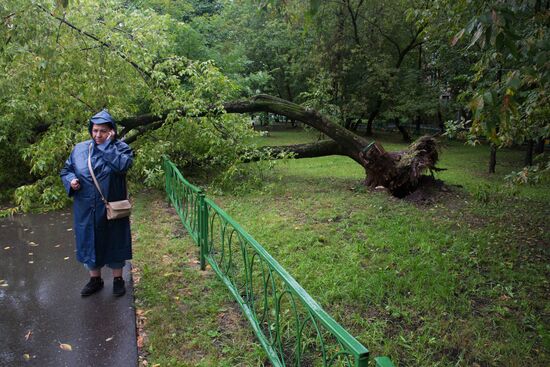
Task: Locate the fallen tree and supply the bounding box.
[118,94,441,197]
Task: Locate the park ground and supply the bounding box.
[131,130,549,367]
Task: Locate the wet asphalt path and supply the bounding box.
[0,210,137,366]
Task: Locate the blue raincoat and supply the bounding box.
[60,111,133,267]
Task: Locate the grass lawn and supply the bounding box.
[133,130,549,366]
[131,194,265,366]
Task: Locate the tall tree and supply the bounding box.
[0,0,248,210]
[451,0,549,173]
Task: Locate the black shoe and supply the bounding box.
[81,277,104,296]
[113,277,126,297]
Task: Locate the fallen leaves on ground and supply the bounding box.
[137,335,144,348]
[59,343,72,351]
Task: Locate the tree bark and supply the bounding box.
[366,98,382,136]
[525,140,534,166]
[489,144,497,173]
[394,118,412,143]
[437,108,445,135]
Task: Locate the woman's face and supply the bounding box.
[91,124,113,145]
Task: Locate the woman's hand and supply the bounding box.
[70,178,81,191]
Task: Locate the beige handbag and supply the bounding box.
[88,143,132,220]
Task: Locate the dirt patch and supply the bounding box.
[171,226,187,238]
[217,303,249,333]
[402,176,462,206]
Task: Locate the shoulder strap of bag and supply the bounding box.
[87,143,108,204]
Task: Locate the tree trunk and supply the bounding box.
[242,140,345,162]
[366,118,374,136]
[394,118,412,142]
[351,119,360,132]
[222,95,369,163]
[233,96,440,196]
[489,144,497,173]
[525,140,534,166]
[437,108,445,134]
[365,98,382,136]
[534,138,545,155]
[415,115,421,135]
[118,94,441,196]
[349,114,364,132]
[344,117,353,130]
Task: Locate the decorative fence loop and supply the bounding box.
[164,157,395,367]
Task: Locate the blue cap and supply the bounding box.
[88,109,116,136]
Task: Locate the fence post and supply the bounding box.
[199,192,207,271]
[163,156,170,204]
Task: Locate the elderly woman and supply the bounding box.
[60,110,133,297]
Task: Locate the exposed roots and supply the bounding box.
[362,135,443,197]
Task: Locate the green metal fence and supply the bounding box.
[164,158,395,367]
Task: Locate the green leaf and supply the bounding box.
[309,0,321,14]
[56,0,69,9]
[495,32,505,52]
[483,91,493,106]
[468,25,484,49]
[207,330,220,338]
[504,36,519,58]
[465,18,477,34]
[451,29,465,46]
[484,24,492,48]
[507,73,521,90]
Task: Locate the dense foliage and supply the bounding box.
[1,0,548,213]
[0,0,255,212]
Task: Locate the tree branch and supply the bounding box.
[68,92,95,112]
[242,140,347,162]
[362,16,402,56]
[36,4,151,81]
[117,95,371,163]
[344,0,364,45]
[122,120,164,144]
